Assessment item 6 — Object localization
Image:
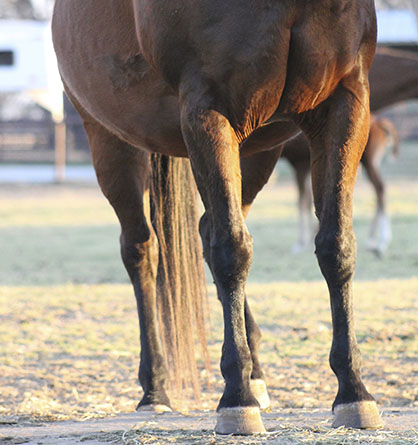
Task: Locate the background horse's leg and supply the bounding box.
[361,147,390,257]
[361,120,393,256]
[84,122,171,412]
[180,100,264,434]
[300,81,382,429]
[293,161,314,253]
[240,148,284,218]
[282,137,316,253]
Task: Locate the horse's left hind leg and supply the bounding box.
[301,81,382,429]
[84,122,171,412]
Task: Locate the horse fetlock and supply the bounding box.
[139,355,169,390]
[218,381,260,412]
[137,383,171,410]
[331,368,376,415]
[330,339,362,372]
[221,345,252,378]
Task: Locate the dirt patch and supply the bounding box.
[1,408,417,444]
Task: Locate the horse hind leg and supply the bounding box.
[199,217,270,411]
[198,148,283,413]
[300,80,382,429]
[84,121,171,412]
[240,149,287,410]
[181,93,265,433]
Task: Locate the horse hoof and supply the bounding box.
[250,379,271,410]
[332,401,383,429]
[216,407,266,435]
[137,404,172,413]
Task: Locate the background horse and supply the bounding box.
[52,0,380,434]
[282,48,418,255]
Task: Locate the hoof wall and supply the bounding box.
[333,401,383,429]
[250,379,271,410]
[216,407,266,435]
[137,404,172,413]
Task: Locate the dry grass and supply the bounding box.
[107,425,418,445]
[0,278,416,424]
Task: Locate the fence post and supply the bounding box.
[55,120,66,183]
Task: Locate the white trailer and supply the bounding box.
[0,19,62,119]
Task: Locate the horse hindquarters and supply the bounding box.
[299,79,382,428]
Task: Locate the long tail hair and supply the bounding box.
[150,153,210,403]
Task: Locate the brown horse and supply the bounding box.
[283,47,418,255]
[52,0,381,434]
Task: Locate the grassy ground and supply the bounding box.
[0,141,417,442]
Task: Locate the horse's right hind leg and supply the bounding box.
[84,121,171,412]
[301,81,382,429]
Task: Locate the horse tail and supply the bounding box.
[150,153,210,403]
[378,117,401,158]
